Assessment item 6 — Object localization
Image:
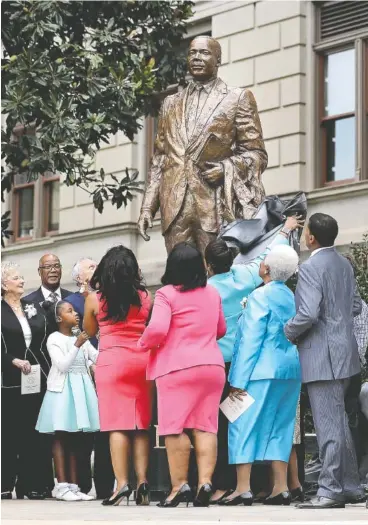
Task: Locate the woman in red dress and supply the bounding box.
[84,246,152,507]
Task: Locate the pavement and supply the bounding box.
[1,499,367,525]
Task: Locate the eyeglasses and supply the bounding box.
[39,264,62,271]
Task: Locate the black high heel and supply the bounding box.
[16,491,45,500]
[218,490,253,506]
[157,483,192,508]
[102,484,132,506]
[263,491,291,506]
[290,486,305,502]
[209,489,234,505]
[193,483,213,507]
[1,492,12,500]
[136,482,150,506]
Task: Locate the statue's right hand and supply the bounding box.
[138,210,153,241]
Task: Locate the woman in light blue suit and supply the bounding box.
[220,245,301,507]
[205,216,302,503]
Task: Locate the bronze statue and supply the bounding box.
[138,35,267,256]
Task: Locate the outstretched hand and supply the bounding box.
[284,215,305,231]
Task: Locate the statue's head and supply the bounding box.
[187,36,221,82]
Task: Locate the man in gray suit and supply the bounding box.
[285,213,365,509]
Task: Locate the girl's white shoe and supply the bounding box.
[69,484,94,501]
[54,483,82,502]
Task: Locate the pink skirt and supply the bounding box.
[156,365,225,436]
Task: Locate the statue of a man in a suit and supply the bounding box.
[138,35,268,256]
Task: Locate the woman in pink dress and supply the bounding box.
[138,243,226,508]
[84,246,152,507]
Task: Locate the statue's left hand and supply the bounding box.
[202,162,224,187]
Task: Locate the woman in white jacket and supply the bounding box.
[36,301,99,502]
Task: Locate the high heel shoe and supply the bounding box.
[157,483,192,508]
[1,492,12,500]
[193,483,213,507]
[136,482,150,506]
[218,490,253,506]
[209,489,234,505]
[16,491,45,500]
[290,486,305,502]
[263,491,291,506]
[101,484,132,506]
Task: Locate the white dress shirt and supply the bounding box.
[309,246,334,257]
[41,286,62,301]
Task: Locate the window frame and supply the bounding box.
[12,178,35,242]
[314,6,368,187]
[42,174,60,236]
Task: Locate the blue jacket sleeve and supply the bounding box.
[229,290,269,390]
[235,233,289,290]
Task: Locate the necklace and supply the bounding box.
[5,300,22,313]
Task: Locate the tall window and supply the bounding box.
[13,174,35,240]
[43,173,60,234]
[12,173,60,242]
[316,1,368,185]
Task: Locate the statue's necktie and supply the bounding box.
[186,85,203,139]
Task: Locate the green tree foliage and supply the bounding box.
[347,233,368,304]
[1,0,193,244]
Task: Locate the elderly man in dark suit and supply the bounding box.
[24,254,72,305]
[138,35,267,257]
[285,213,365,508]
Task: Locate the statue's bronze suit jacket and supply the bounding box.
[141,78,268,235]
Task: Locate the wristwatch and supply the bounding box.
[280,226,292,236]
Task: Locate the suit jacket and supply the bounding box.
[209,233,288,363]
[1,300,51,388]
[284,248,362,383]
[138,284,226,380]
[141,78,268,234]
[229,282,301,390]
[24,286,73,307]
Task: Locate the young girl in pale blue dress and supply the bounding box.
[36,301,99,502]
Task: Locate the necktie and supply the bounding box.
[49,292,59,303]
[186,85,203,138]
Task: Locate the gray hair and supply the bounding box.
[264,245,299,282]
[71,257,95,285]
[1,261,20,291]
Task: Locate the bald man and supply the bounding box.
[138,35,267,257]
[24,254,72,305]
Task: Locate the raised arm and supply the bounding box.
[47,336,79,373]
[138,289,172,350]
[83,292,99,338]
[229,290,269,390]
[284,263,322,343]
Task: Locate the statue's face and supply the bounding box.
[187,37,219,81]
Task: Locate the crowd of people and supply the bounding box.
[1,212,367,509]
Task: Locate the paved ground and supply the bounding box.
[2,499,366,524]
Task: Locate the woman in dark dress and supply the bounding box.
[1,262,53,500]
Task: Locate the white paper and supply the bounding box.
[220,393,255,423]
[21,364,41,395]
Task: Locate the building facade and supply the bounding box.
[3,0,368,292]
